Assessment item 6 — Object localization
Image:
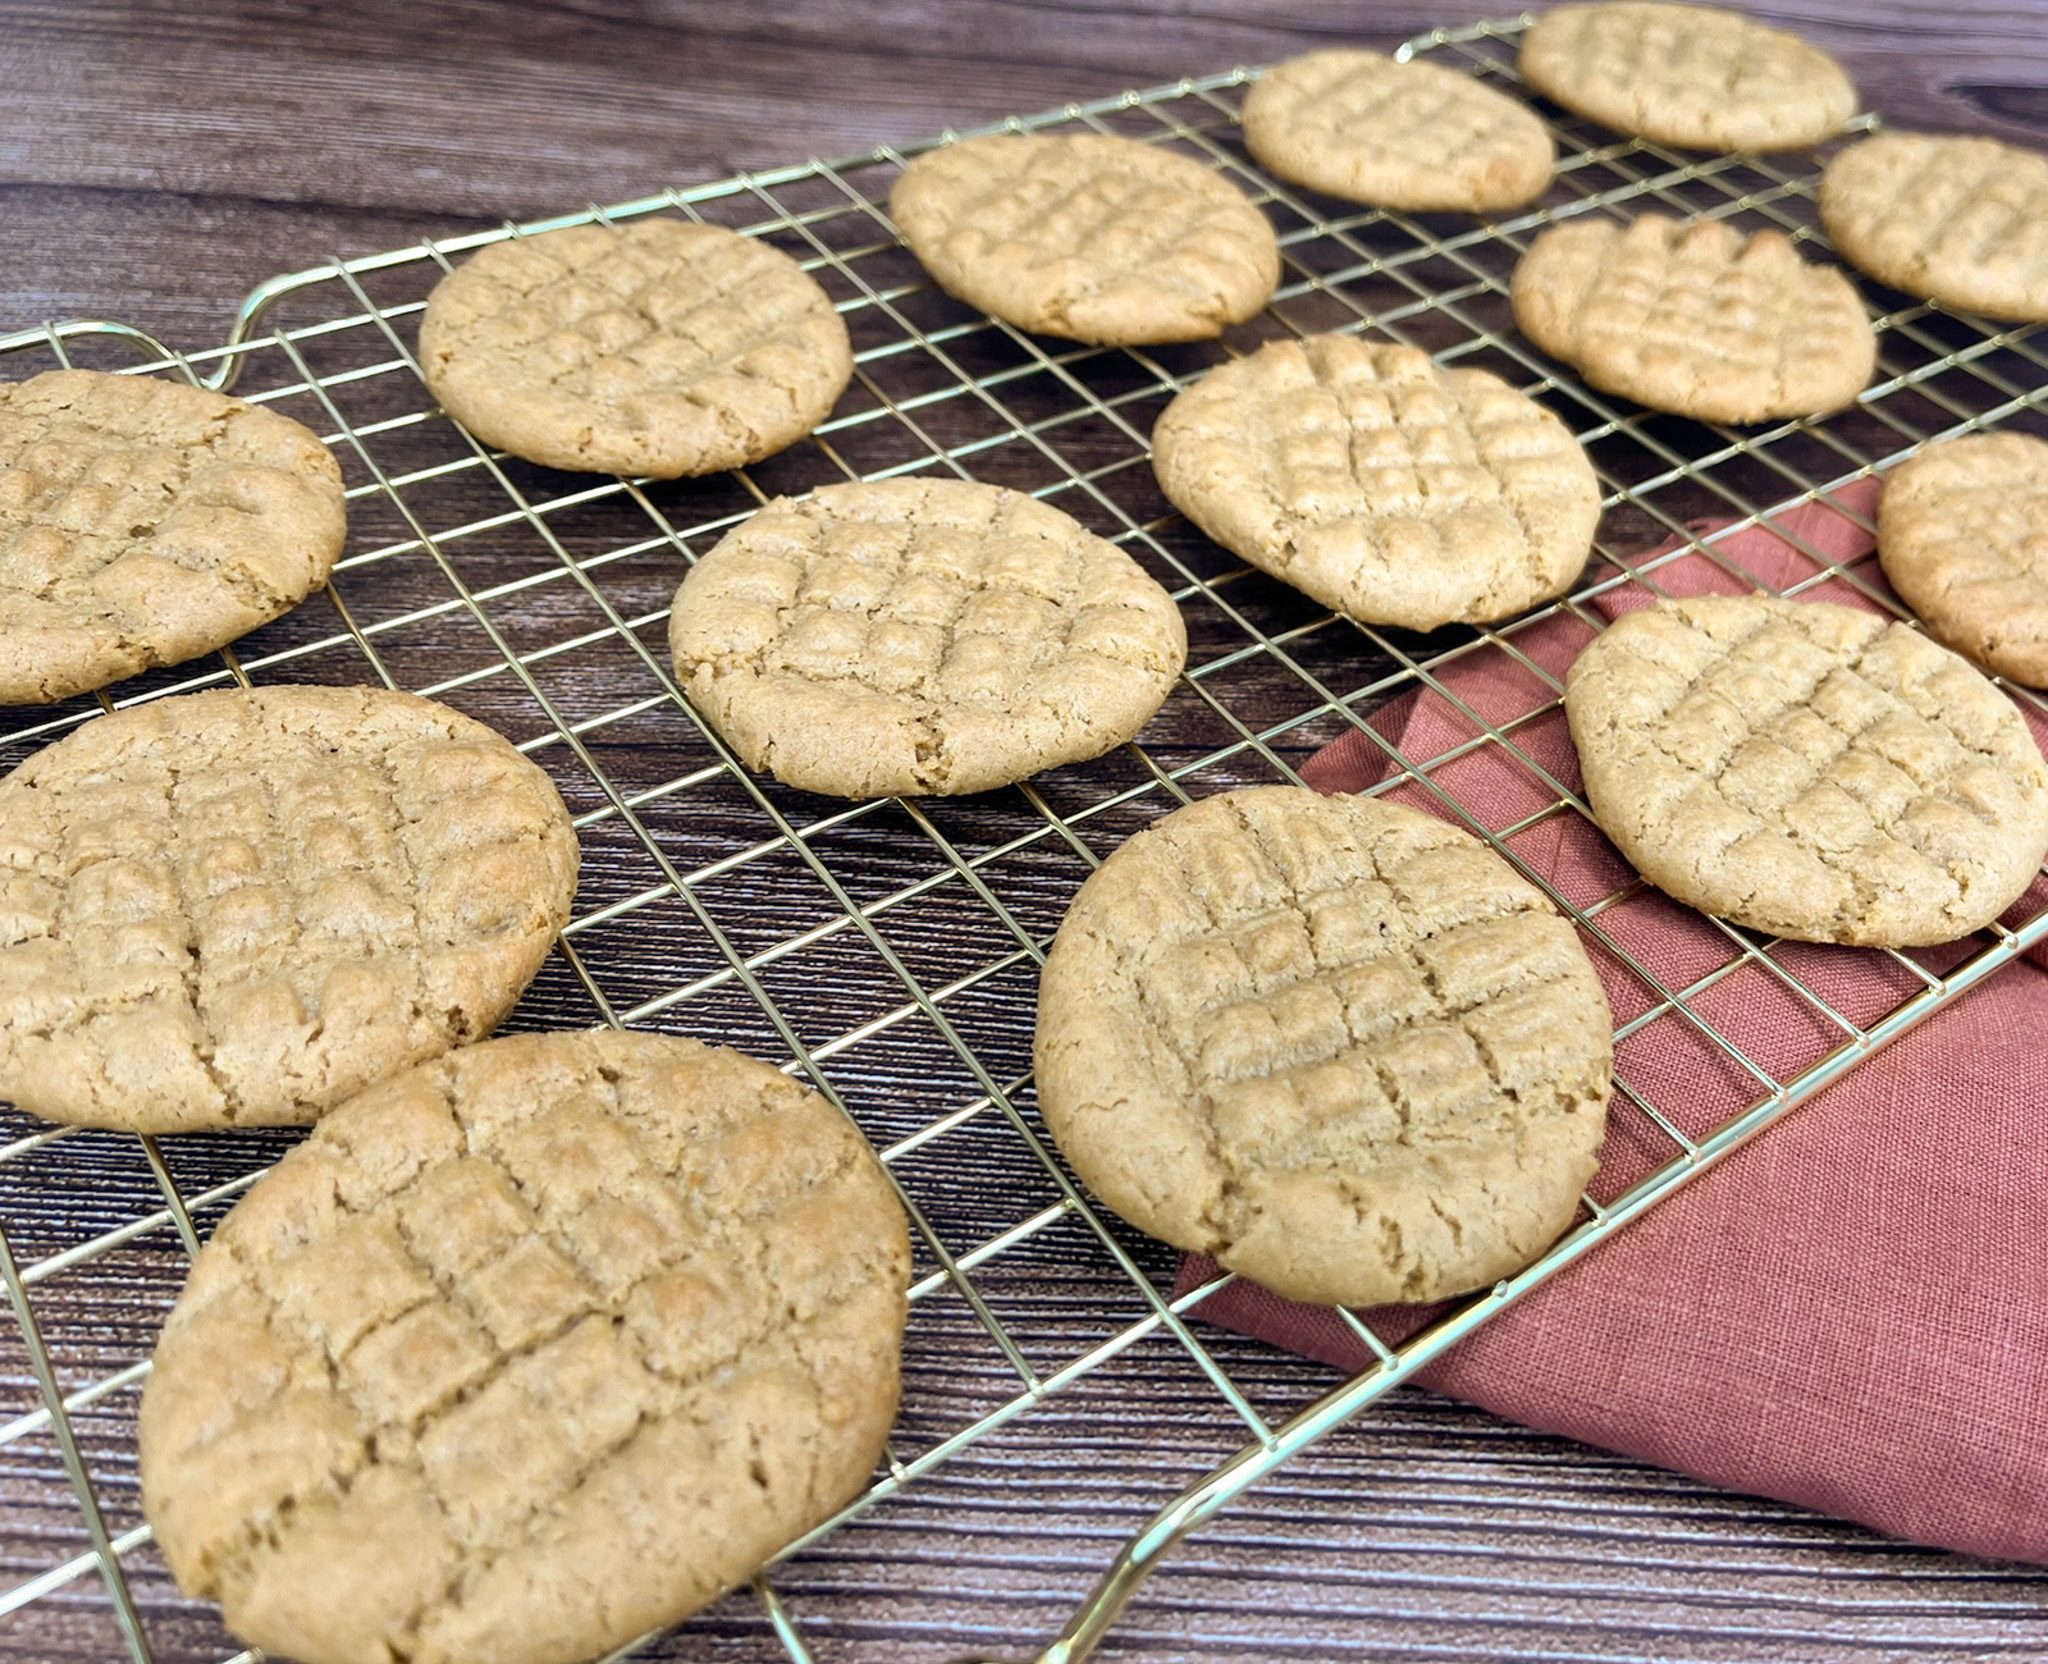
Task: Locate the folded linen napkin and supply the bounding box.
[1174,479,2048,1564]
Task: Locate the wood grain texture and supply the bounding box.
[2,4,2048,1662]
[5,0,2048,341]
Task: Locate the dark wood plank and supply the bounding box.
[1,4,2047,1662]
[4,0,2047,340]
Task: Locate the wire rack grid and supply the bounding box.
[1,14,2045,1663]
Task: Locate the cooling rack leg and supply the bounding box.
[954,1349,1432,1664]
[953,1304,1504,1664]
[985,1436,1290,1664]
[0,1221,156,1662]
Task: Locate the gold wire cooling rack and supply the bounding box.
[2,14,2047,1663]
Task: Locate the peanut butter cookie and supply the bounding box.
[0,368,345,705]
[1151,335,1600,630]
[1821,132,2048,323]
[1243,50,1554,213]
[1512,214,1874,423]
[0,685,579,1130]
[419,218,852,477]
[890,133,1280,344]
[141,1030,910,1664]
[1520,2,1856,152]
[670,477,1186,798]
[1035,786,1613,1307]
[1878,432,2048,687]
[1565,596,2048,945]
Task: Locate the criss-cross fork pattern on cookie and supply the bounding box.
[1821,133,2048,323]
[0,369,345,704]
[140,1032,910,1664]
[889,133,1280,344]
[1566,597,2048,946]
[1035,788,1612,1308]
[1512,215,1875,424]
[418,218,852,476]
[1151,336,1600,630]
[1520,1,1857,152]
[0,687,578,1131]
[1879,433,2048,688]
[670,477,1186,798]
[1242,50,1553,212]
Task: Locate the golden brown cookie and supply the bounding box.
[1878,432,2048,687]
[1243,50,1554,213]
[1151,335,1600,630]
[890,133,1280,344]
[1035,786,1614,1307]
[0,368,345,705]
[1565,596,2048,945]
[419,218,853,477]
[140,1029,911,1664]
[1520,2,1857,152]
[1820,132,2048,323]
[670,477,1186,798]
[0,686,579,1131]
[1512,214,1874,423]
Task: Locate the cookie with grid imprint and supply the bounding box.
[0,685,579,1132]
[889,132,1281,344]
[1035,786,1614,1308]
[669,476,1187,798]
[418,217,853,478]
[1519,1,1858,153]
[1150,335,1601,631]
[1878,432,2048,688]
[1564,596,2048,946]
[1820,132,2048,323]
[140,1029,911,1664]
[0,368,346,705]
[1511,214,1875,424]
[1242,49,1554,214]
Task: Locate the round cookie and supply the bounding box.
[140,1030,911,1664]
[0,368,345,706]
[1512,214,1874,424]
[0,685,579,1131]
[1878,432,2048,687]
[889,133,1280,344]
[669,477,1186,798]
[1519,2,1857,153]
[1151,335,1600,631]
[1035,786,1614,1308]
[1565,596,2048,946]
[418,218,853,478]
[1242,50,1554,214]
[1820,132,2048,323]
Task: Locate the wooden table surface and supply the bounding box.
[5,3,2048,1662]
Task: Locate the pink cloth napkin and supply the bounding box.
[1174,480,2048,1564]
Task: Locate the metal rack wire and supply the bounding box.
[1,14,2045,1662]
